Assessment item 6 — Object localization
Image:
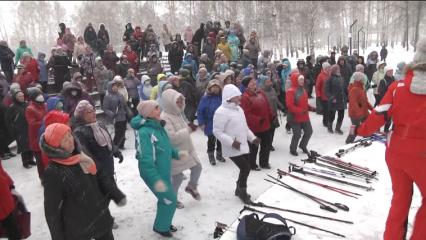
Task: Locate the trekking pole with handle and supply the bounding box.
[249,202,354,224]
[277,168,361,198]
[266,175,350,212]
[288,165,374,191]
[240,206,346,238]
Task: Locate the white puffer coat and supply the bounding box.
[160,89,200,175]
[213,84,256,158]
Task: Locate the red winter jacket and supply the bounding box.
[348,81,373,120]
[316,70,329,101]
[16,71,36,94]
[357,69,426,157]
[0,161,15,220]
[286,73,313,123]
[123,47,138,71]
[25,101,47,152]
[23,58,40,83]
[240,89,274,133]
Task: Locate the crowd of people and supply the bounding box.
[0,18,425,240]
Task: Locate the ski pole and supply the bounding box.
[250,202,354,224]
[266,174,350,211]
[289,165,374,191]
[296,162,377,183]
[264,178,338,213]
[336,140,373,158]
[300,159,376,182]
[309,152,377,177]
[266,175,350,211]
[277,168,361,198]
[240,206,346,238]
[311,150,375,173]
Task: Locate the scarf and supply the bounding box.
[51,152,97,175]
[86,122,113,151]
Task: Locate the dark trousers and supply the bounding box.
[346,117,364,143]
[321,100,329,126]
[95,230,114,240]
[21,151,33,166]
[230,154,251,188]
[33,151,44,182]
[207,135,222,153]
[113,121,127,148]
[0,211,21,240]
[250,58,258,69]
[99,92,106,108]
[249,130,272,168]
[279,89,287,114]
[130,98,140,116]
[290,121,313,152]
[374,94,380,107]
[329,109,345,126]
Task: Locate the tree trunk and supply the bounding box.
[404,1,409,51]
[413,1,423,51]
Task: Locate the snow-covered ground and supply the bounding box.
[1,45,420,239]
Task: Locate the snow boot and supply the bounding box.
[176,201,185,209]
[335,121,344,135]
[345,134,356,144]
[235,186,252,204]
[235,182,251,199]
[185,185,201,200]
[299,146,309,155]
[327,122,334,133]
[208,152,216,165]
[216,151,226,162]
[290,150,298,156]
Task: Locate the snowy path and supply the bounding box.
[2,92,421,240]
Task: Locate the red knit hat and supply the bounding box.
[44,123,71,148]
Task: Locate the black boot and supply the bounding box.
[208,152,216,165]
[335,121,343,135]
[345,134,356,144]
[327,122,334,134]
[299,146,309,154]
[235,182,251,199]
[153,228,173,238]
[216,151,226,162]
[235,186,252,204]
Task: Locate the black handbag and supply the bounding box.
[237,213,296,240]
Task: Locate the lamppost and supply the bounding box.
[357,26,363,54]
[349,19,358,54]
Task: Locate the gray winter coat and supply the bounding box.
[325,74,347,111]
[93,63,113,94]
[160,89,200,176]
[102,81,127,123]
[124,76,141,99]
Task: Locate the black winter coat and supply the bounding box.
[338,62,353,100]
[0,45,14,65]
[5,101,30,153]
[44,160,113,240]
[73,121,126,204]
[325,74,347,111]
[378,75,395,103]
[179,79,199,122]
[0,103,13,149]
[84,27,97,48]
[47,55,72,80]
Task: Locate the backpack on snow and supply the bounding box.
[237,213,296,240]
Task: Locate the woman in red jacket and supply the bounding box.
[346,72,373,143]
[122,44,138,73]
[354,39,426,240]
[0,160,22,239]
[25,87,47,184]
[240,76,274,170]
[286,72,315,156]
[315,62,331,127]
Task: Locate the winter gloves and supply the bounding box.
[232,138,241,150]
[113,151,124,163]
[252,138,261,146]
[154,180,167,192]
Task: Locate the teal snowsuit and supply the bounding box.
[227,33,240,62]
[15,46,33,64]
[130,115,179,232]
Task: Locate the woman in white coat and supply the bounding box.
[213,84,260,204]
[161,89,203,209]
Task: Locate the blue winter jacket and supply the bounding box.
[37,53,48,83]
[280,58,292,91]
[197,94,221,136]
[182,53,198,79]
